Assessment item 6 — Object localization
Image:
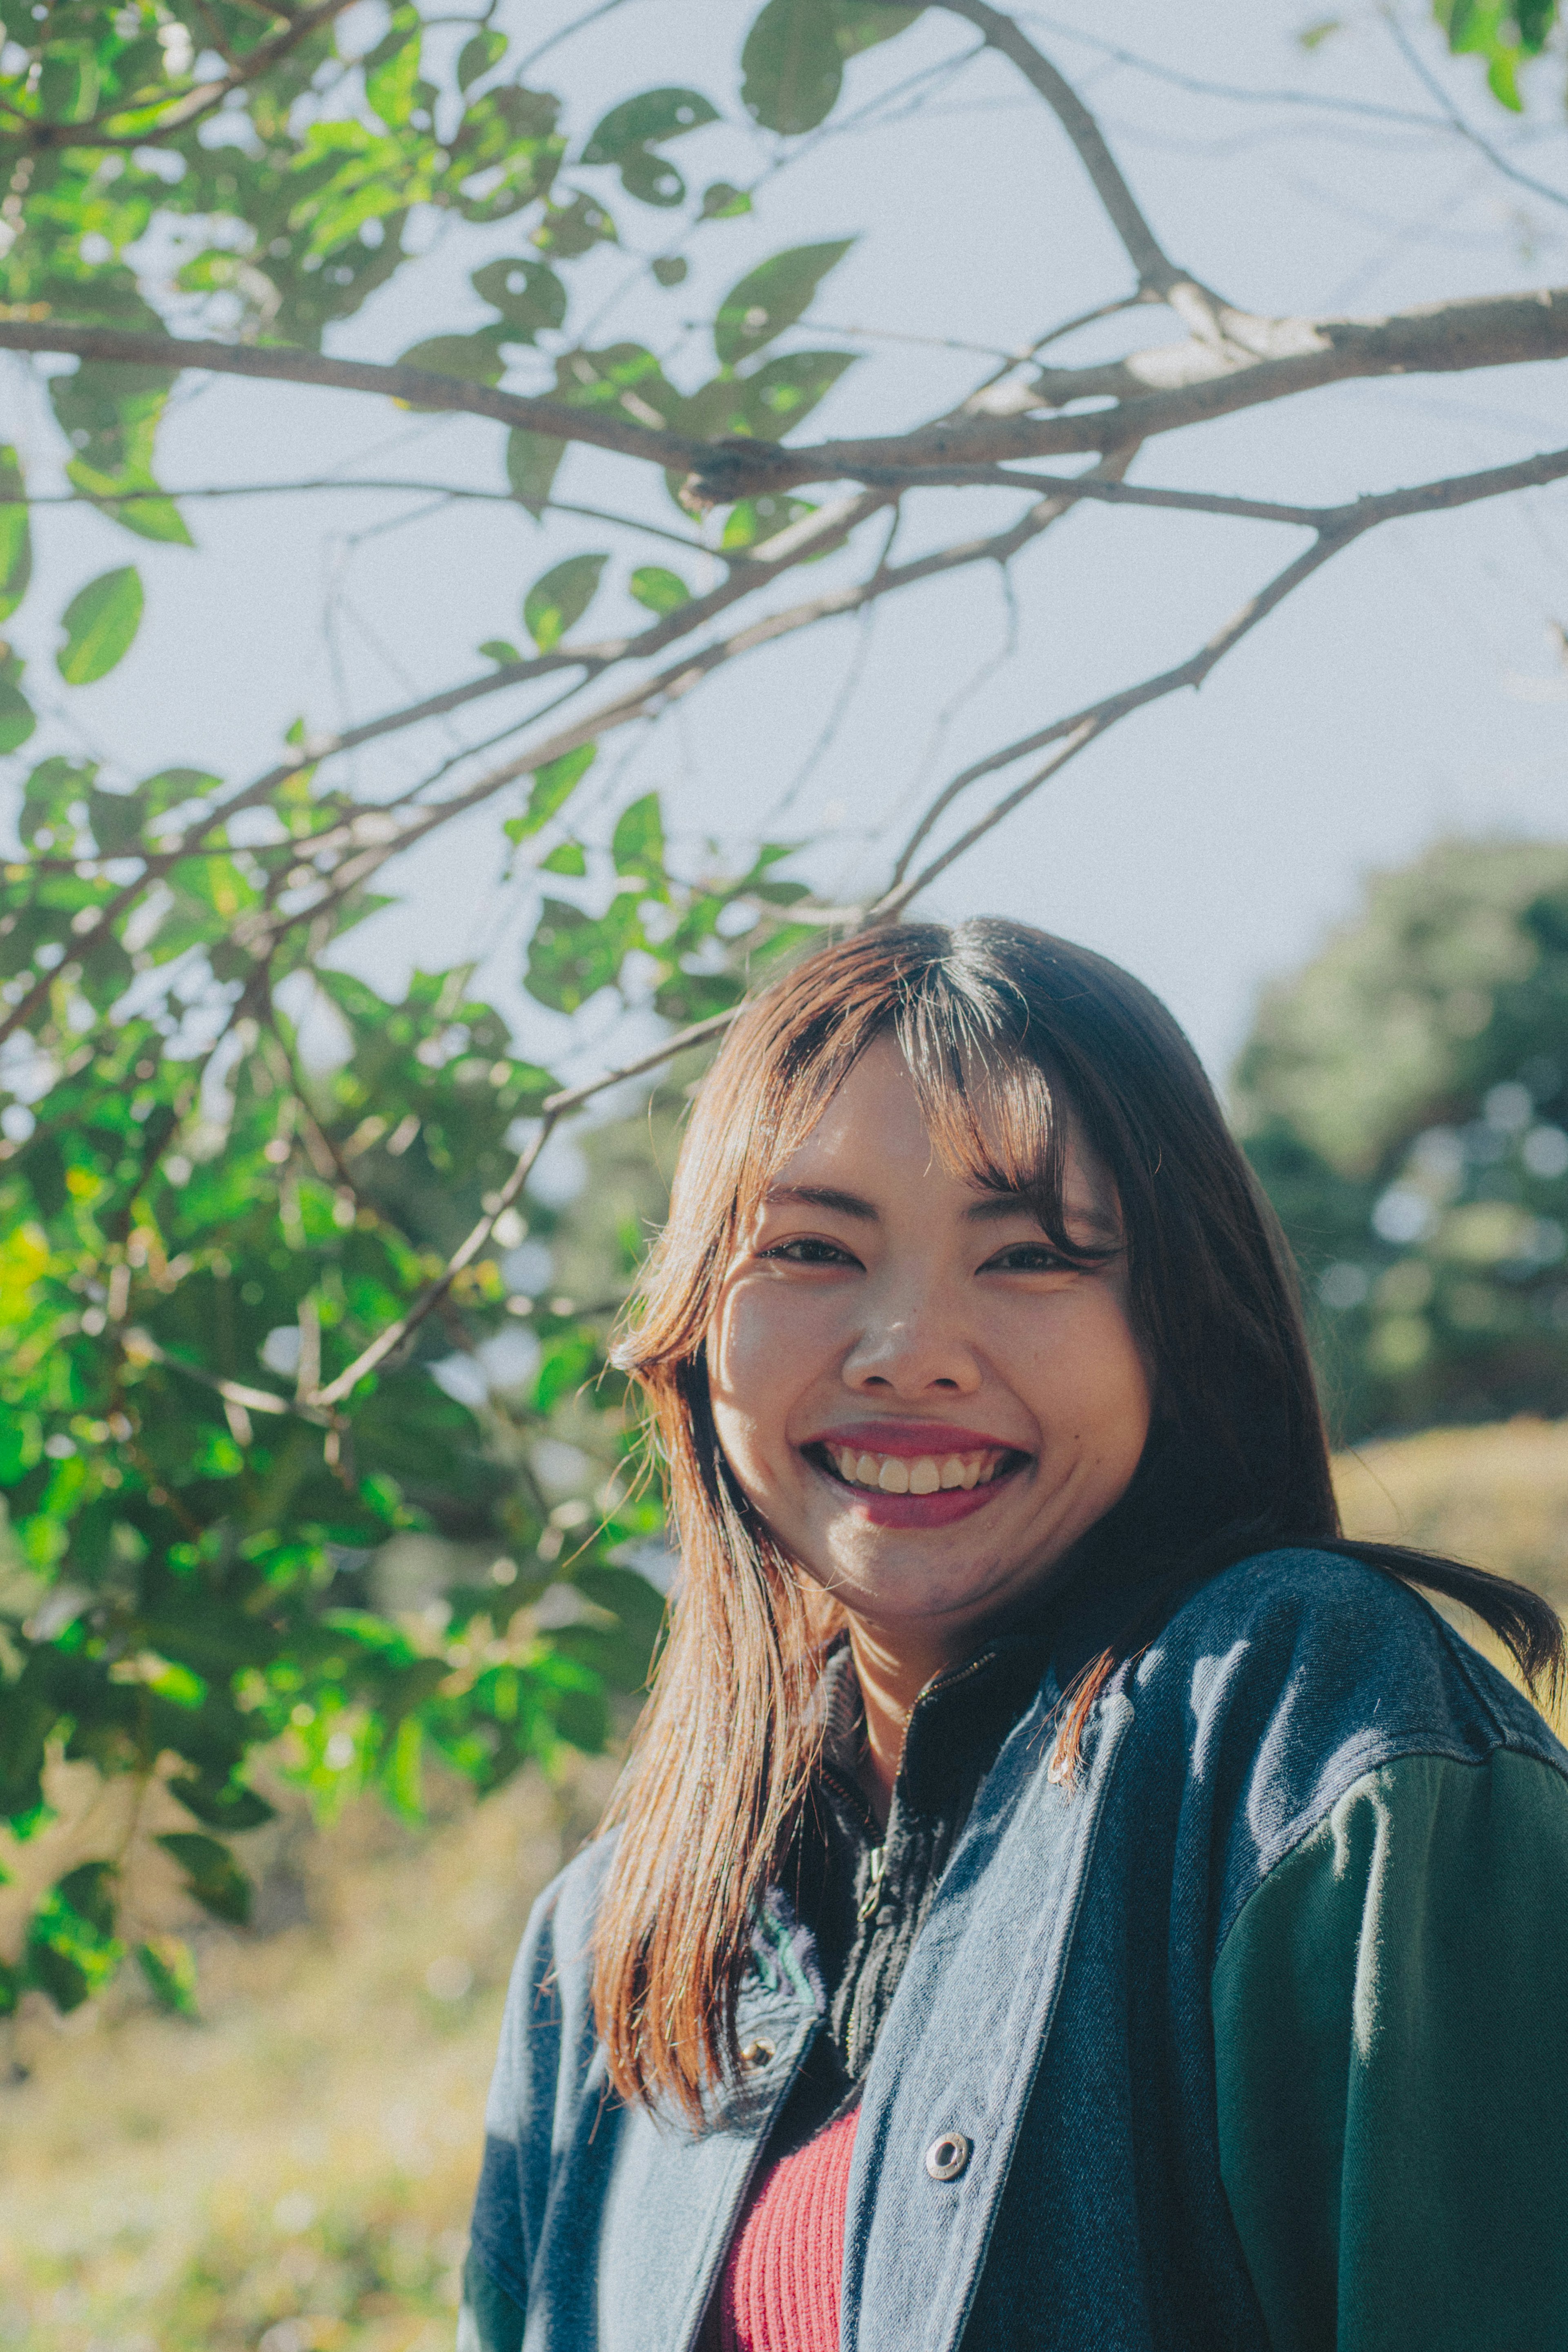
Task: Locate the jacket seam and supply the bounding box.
[1210,1739,1568,1979]
[1211,1726,1497,1955]
[467,2219,532,2323]
[1427,1603,1568,1776]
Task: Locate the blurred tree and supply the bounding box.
[1234,838,1568,1445]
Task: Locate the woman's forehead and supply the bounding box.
[751,1041,1118,1228]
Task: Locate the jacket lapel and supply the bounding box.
[842,1685,1136,2352]
[525,1901,822,2352]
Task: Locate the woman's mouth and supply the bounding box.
[802,1436,1029,1525]
[826,1443,1007,1494]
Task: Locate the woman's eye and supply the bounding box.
[984,1243,1072,1273]
[762,1237,858,1267]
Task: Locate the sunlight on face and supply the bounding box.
[706,1037,1154,1649]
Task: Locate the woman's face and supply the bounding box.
[706,1037,1153,1648]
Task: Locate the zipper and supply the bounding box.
[856,1841,887,1922]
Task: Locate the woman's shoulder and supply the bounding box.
[503,1826,620,2015]
[1131,1544,1566,1795]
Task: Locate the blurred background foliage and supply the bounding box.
[1236,838,1568,1443]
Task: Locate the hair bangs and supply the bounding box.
[895,973,1113,1269]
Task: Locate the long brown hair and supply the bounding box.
[597,919,1563,2123]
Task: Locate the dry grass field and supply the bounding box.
[1,1416,1565,2350]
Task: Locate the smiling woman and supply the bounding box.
[460,921,1568,2352]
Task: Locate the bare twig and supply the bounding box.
[875,439,1568,916]
[933,0,1183,294]
[1381,10,1568,218]
[121,1326,293,1418]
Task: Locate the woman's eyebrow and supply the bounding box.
[762,1182,878,1221]
[964,1192,1120,1239]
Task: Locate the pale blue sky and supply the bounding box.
[7,0,1567,1093]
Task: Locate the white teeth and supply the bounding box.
[827,1445,1008,1494]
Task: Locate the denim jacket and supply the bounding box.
[463,1548,1568,2352]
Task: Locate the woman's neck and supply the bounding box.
[844,1619,961,1828]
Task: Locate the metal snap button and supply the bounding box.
[739,2038,775,2069]
[924,2131,971,2181]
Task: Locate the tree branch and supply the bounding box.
[935,0,1194,302]
[308,1006,738,1408]
[0,322,715,475]
[267,462,1126,900]
[8,285,1566,502]
[789,287,1568,480]
[872,435,1568,914]
[870,535,1346,922]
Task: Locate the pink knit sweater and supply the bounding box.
[702,2102,861,2352]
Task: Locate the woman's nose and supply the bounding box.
[840,1282,982,1396]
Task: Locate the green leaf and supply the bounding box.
[471,256,567,339]
[480,638,522,664]
[507,428,566,517]
[721,493,819,549]
[652,256,688,287]
[742,0,843,132]
[1487,44,1523,105]
[1296,17,1342,47]
[0,1957,20,2018]
[581,87,719,163]
[167,1770,277,1831]
[56,1861,116,1938]
[523,553,608,651]
[531,192,617,256]
[137,1935,198,2018]
[458,27,508,88]
[395,332,506,410]
[629,565,692,615]
[525,894,643,1012]
[26,1862,122,2011]
[0,674,34,755]
[684,350,855,443]
[155,1830,253,1926]
[0,446,31,622]
[20,753,95,847]
[714,240,853,366]
[65,464,192,547]
[56,565,143,684]
[701,181,753,218]
[744,348,856,435]
[532,1326,597,1409]
[506,741,597,839]
[540,839,587,875]
[364,5,421,127]
[86,784,149,856]
[618,148,687,207]
[832,1,924,54]
[612,791,667,892]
